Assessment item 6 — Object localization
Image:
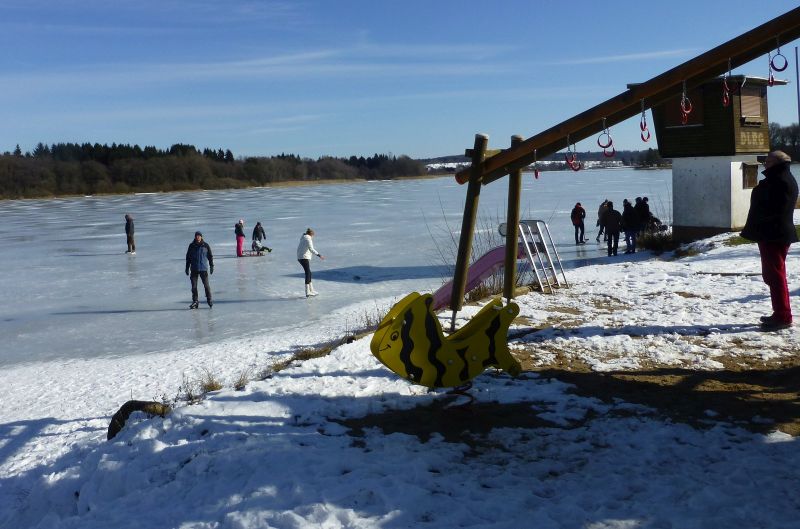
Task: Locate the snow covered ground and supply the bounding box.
[2,223,799,528]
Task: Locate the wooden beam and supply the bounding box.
[449,134,488,330]
[503,135,524,301]
[455,6,800,185]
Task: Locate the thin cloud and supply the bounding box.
[547,48,699,65]
[0,47,518,93]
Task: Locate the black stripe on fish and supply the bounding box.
[482,314,502,368]
[455,346,470,382]
[424,297,446,386]
[399,308,423,382]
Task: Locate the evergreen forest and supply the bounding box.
[0,142,426,199]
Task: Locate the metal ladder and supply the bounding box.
[516,220,569,293]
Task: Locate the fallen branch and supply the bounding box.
[107,400,172,440]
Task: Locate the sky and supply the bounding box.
[2,0,800,159]
[2,224,799,528]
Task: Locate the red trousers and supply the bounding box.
[758,241,792,323]
[236,235,245,257]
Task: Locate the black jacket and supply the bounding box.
[603,208,622,235]
[186,240,214,272]
[125,217,134,235]
[622,204,637,231]
[252,225,266,241]
[235,223,245,238]
[741,162,799,244]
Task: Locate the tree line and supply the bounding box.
[769,122,800,161]
[0,143,426,199]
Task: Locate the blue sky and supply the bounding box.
[2,0,799,159]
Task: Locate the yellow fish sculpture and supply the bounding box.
[370,292,521,388]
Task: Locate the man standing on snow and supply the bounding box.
[741,150,798,331]
[186,231,214,309]
[603,201,623,256]
[570,202,586,245]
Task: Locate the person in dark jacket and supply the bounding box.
[740,150,799,331]
[633,197,646,235]
[251,221,272,254]
[124,214,135,254]
[235,219,246,257]
[185,231,214,309]
[603,201,623,256]
[570,202,587,244]
[595,199,609,241]
[621,199,637,253]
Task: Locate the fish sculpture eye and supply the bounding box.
[390,331,399,341]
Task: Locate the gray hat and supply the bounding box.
[768,150,792,163]
[195,231,203,237]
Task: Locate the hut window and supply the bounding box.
[740,86,763,118]
[742,162,758,189]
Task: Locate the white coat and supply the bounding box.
[296,234,320,260]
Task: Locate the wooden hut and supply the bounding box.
[650,75,786,241]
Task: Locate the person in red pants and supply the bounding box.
[741,150,799,331]
[234,219,246,257]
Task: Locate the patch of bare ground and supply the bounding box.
[337,361,800,445]
[511,343,800,436]
[588,295,629,312]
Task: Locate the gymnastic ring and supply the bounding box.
[771,53,788,72]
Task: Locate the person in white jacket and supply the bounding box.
[296,228,324,297]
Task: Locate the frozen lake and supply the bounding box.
[0,168,671,366]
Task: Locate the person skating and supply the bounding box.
[186,231,214,309]
[251,221,272,254]
[235,219,246,257]
[124,214,135,254]
[603,201,622,256]
[570,202,587,244]
[740,150,799,331]
[296,228,324,297]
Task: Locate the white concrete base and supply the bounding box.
[672,156,760,235]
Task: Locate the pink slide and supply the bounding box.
[432,245,525,311]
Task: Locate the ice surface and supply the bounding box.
[0,169,671,365]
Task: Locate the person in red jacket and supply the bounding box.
[741,150,799,331]
[570,202,586,245]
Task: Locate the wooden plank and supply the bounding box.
[449,134,488,324]
[503,135,524,301]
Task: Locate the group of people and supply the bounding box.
[569,150,798,331]
[570,196,657,256]
[234,219,273,256]
[124,214,326,308]
[186,223,324,306]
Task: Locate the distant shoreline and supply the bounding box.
[0,173,449,202]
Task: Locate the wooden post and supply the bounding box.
[503,135,524,302]
[450,133,488,331]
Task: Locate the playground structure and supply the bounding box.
[371,7,800,388]
[447,6,800,329]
